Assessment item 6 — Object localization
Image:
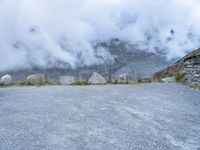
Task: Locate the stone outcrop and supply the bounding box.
[88,72,106,85]
[27,74,48,85]
[59,76,75,85]
[0,74,12,85]
[154,48,200,86]
[117,74,128,84]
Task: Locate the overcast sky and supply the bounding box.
[0,0,200,71]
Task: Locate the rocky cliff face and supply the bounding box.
[154,48,200,86]
[0,40,174,81]
[182,49,200,86]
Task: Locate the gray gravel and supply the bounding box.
[0,83,200,150]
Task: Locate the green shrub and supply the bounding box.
[71,80,88,86]
[175,73,187,83]
[112,80,118,84]
[190,85,200,90]
[164,72,179,78]
[0,83,3,87]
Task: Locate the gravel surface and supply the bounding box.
[0,83,200,150]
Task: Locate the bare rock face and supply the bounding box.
[183,68,200,86]
[0,74,12,85]
[154,48,200,86]
[27,74,48,85]
[88,72,106,85]
[161,77,176,83]
[59,76,75,85]
[117,74,128,84]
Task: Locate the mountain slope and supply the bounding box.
[0,40,175,81]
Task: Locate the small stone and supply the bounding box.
[117,74,128,84]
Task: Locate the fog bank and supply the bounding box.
[0,0,200,71]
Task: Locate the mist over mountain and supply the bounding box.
[0,40,175,80]
[0,0,200,72]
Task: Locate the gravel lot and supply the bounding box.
[0,83,200,150]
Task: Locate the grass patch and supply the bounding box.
[163,72,180,78]
[71,80,89,86]
[46,81,61,86]
[0,83,4,88]
[0,80,27,87]
[129,80,140,85]
[175,73,187,83]
[190,85,200,90]
[162,72,187,83]
[1,80,61,87]
[12,80,26,86]
[109,79,130,84]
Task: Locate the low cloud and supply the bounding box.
[0,0,200,71]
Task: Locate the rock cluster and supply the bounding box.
[0,71,134,86]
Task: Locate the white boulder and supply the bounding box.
[161,77,176,83]
[0,74,12,85]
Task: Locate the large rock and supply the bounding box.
[27,74,48,85]
[88,72,106,85]
[161,77,176,83]
[59,76,75,85]
[0,74,12,85]
[117,74,128,84]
